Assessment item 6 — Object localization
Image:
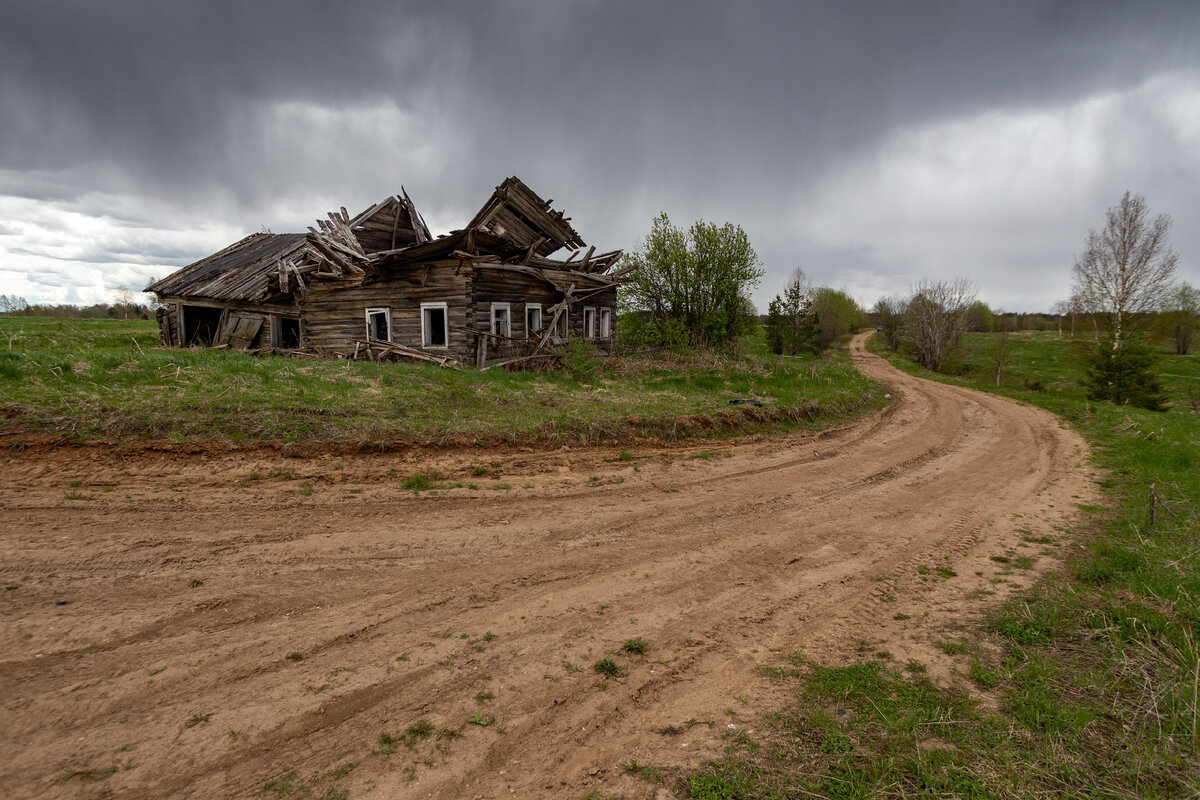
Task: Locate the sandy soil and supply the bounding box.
[0,333,1099,799]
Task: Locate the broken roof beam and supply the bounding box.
[521,237,548,265]
[524,249,623,274]
[321,213,367,256]
[289,262,308,297]
[588,249,624,274]
[401,187,431,243]
[558,249,581,268]
[319,234,370,264]
[578,245,595,272]
[305,236,364,275]
[450,249,496,262]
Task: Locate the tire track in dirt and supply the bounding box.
[0,332,1098,799]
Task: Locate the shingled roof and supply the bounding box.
[147,233,307,302]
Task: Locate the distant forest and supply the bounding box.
[0,294,154,320]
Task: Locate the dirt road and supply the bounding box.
[0,333,1096,799]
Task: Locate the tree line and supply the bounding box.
[617,192,1193,415]
[0,295,155,319]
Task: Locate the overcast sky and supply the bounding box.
[1,0,1197,312]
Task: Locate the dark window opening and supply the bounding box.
[526,306,542,339]
[423,306,447,346]
[367,309,390,341]
[278,318,301,349]
[182,305,222,346]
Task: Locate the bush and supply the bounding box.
[614,311,691,352]
[619,212,763,347]
[810,288,862,352]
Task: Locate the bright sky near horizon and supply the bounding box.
[1,1,1197,312]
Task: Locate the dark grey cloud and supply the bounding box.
[1,0,1198,308]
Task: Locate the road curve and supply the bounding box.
[0,332,1097,799]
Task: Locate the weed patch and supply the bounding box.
[621,637,648,655]
[593,658,621,677]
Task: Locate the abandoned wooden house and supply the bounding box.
[146,177,626,368]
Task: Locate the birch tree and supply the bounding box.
[1071,191,1178,349]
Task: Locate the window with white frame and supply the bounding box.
[599,307,612,338]
[421,302,449,347]
[583,307,597,339]
[365,307,391,342]
[525,304,542,339]
[490,302,511,339]
[553,308,568,342]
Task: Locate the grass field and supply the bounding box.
[683,331,1200,798]
[0,317,885,444]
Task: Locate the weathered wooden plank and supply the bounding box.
[306,236,358,275]
[229,316,264,350]
[290,264,307,297]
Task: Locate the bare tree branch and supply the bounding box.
[902,278,976,373]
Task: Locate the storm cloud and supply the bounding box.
[1,0,1197,309]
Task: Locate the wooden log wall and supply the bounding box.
[157,260,618,363]
[300,261,474,361]
[468,270,617,357]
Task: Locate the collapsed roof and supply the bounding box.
[147,177,625,303]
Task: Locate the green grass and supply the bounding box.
[683,331,1200,798]
[0,318,885,444]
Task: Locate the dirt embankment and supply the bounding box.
[0,332,1098,799]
